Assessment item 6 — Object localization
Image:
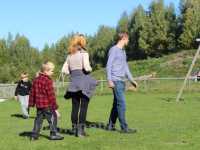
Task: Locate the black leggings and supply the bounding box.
[71,92,89,127]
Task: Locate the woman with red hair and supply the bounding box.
[62,34,97,137]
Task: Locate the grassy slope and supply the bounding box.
[1,92,200,150]
[92,49,200,79]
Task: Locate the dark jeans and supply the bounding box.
[71,92,89,128]
[108,81,128,130]
[32,108,57,138]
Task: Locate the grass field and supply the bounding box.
[1,49,200,150]
[1,89,200,150]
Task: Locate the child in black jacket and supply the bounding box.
[15,72,32,119]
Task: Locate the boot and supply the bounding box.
[30,132,39,141]
[68,124,77,135]
[76,124,88,137]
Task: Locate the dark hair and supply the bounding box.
[116,32,129,42]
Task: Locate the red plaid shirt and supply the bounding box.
[29,73,58,110]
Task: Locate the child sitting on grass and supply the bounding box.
[29,61,64,141]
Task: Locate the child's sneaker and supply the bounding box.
[49,134,64,140]
[22,115,29,119]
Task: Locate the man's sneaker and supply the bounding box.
[120,128,137,134]
[49,134,64,140]
[106,124,116,131]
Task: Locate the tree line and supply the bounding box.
[0,0,200,83]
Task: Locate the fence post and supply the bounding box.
[176,40,200,102]
[144,79,148,92]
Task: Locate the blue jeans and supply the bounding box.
[108,81,128,130]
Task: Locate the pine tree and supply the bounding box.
[165,3,177,51]
[179,0,200,49]
[128,5,150,59]
[116,11,129,33]
[89,25,115,68]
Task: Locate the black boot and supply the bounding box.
[68,124,77,135]
[30,133,39,141]
[76,124,88,137]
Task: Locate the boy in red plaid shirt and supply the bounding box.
[29,61,64,141]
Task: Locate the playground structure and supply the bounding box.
[176,39,200,102]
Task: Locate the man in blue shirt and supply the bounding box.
[106,32,137,133]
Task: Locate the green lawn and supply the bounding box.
[1,91,200,150]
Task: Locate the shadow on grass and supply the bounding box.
[86,121,119,131]
[43,126,75,135]
[19,131,49,140]
[86,121,107,129]
[11,114,35,119]
[161,97,185,102]
[43,121,117,133]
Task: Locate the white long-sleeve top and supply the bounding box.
[61,50,92,75]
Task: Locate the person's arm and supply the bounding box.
[106,48,116,88]
[61,56,70,75]
[14,81,20,96]
[82,52,92,72]
[46,79,58,110]
[28,82,36,107]
[125,63,138,88]
[106,48,116,81]
[125,62,134,82]
[28,81,32,92]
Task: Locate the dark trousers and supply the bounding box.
[32,108,57,138]
[71,93,89,128]
[108,81,128,130]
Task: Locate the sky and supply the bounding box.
[0,0,180,50]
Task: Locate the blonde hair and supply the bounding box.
[68,34,87,54]
[41,61,55,73]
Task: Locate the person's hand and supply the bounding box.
[55,110,61,118]
[96,80,100,86]
[14,96,18,101]
[108,80,115,88]
[131,80,138,88]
